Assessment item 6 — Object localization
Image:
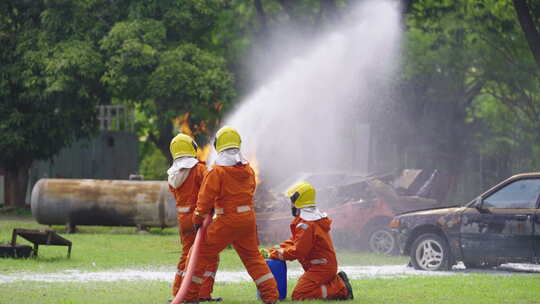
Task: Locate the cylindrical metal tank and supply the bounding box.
[31,179,177,228]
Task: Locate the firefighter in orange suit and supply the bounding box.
[184,126,279,304]
[167,133,220,302]
[267,181,354,301]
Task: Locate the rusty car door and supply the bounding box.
[460,178,539,261]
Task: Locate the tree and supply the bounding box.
[387,1,486,179]
[468,0,540,182]
[100,11,235,160]
[389,0,540,196]
[0,0,116,206]
[513,0,540,67]
[1,0,237,205]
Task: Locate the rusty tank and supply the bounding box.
[31,179,177,229]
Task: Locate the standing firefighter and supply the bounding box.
[184,126,279,304]
[266,181,354,301]
[168,133,220,302]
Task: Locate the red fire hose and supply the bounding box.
[171,214,213,304]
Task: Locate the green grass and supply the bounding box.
[2,274,540,304]
[0,217,248,273]
[4,216,539,303]
[0,217,406,274]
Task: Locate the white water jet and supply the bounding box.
[219,0,402,190]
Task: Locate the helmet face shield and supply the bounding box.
[291,206,299,217]
[290,192,300,204]
[290,191,300,217]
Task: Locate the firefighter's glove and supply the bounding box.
[268,248,285,260]
[260,248,269,259]
[193,223,202,233]
[192,211,206,226]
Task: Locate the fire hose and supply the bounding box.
[171,213,214,304]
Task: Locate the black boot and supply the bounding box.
[199,297,222,302]
[337,271,354,300]
[166,299,200,304]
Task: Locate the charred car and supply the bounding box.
[256,170,449,254]
[391,173,540,270]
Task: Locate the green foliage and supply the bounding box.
[100,19,165,100]
[0,1,105,172]
[2,0,540,204]
[391,0,540,182]
[462,0,540,180]
[44,40,104,96]
[126,0,223,46]
[139,144,168,181]
[99,2,235,155]
[0,0,236,204]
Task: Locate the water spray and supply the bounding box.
[217,0,402,191]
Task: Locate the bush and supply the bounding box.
[139,147,168,181]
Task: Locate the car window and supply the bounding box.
[483,178,540,209]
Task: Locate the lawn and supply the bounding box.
[3,273,540,304]
[0,216,406,274]
[2,215,540,304]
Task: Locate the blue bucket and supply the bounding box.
[266,259,287,300]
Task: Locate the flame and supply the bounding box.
[246,150,260,184]
[173,113,211,161]
[178,113,193,135]
[251,158,260,184]
[172,112,259,180]
[198,144,212,162]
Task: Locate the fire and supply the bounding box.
[251,158,260,184]
[173,112,258,180]
[177,113,193,136]
[246,151,260,184]
[173,113,212,161]
[198,144,212,162]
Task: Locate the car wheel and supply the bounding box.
[410,233,451,271]
[368,226,397,255]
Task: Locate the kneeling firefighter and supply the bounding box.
[266,181,354,301]
[184,126,279,304]
[167,133,220,302]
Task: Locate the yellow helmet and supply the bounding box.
[169,133,198,159]
[214,126,241,153]
[286,181,316,208]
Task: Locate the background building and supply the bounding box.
[0,105,138,206]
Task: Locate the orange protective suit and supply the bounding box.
[168,162,218,299]
[268,215,349,300]
[185,164,279,303]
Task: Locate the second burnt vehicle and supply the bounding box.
[391,173,540,270]
[255,170,449,254]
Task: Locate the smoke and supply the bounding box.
[219,0,402,190]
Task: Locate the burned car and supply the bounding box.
[391,173,540,270]
[256,169,449,254]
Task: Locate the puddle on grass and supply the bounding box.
[1,264,539,284]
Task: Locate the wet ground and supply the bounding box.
[1,263,539,284]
